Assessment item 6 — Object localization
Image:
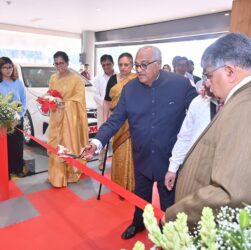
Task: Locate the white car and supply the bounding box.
[15,63,98,145]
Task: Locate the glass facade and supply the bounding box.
[0,30,81,70]
[95,37,218,77]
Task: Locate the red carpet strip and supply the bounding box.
[0,186,154,249]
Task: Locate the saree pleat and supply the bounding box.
[109,73,137,192]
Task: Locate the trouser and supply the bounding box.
[132,170,175,227]
[7,118,24,174]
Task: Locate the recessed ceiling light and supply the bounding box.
[96,8,101,12]
[224,13,230,16]
[211,9,216,12]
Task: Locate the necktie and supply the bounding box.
[210,101,217,120]
[216,102,224,113]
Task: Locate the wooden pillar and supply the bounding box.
[230,0,251,37]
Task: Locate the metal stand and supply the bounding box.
[97,141,110,200]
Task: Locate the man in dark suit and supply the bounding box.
[81,46,197,239]
[188,59,201,83]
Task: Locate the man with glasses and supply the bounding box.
[92,54,115,170]
[81,46,197,239]
[164,32,251,227]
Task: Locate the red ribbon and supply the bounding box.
[19,129,165,220]
[0,127,9,201]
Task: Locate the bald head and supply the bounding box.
[135,46,162,86]
[136,46,162,63]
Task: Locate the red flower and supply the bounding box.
[49,101,57,111]
[40,101,50,113]
[36,97,45,105]
[47,89,63,99]
[36,89,63,114]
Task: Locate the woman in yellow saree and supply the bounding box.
[104,53,136,192]
[48,51,88,187]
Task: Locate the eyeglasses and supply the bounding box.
[202,65,225,82]
[118,63,131,67]
[53,62,66,66]
[176,62,188,67]
[1,66,13,70]
[101,63,113,67]
[134,60,158,71]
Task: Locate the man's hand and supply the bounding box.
[165,171,177,191]
[79,143,97,161]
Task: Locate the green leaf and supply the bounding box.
[228,234,243,250]
[239,209,250,229]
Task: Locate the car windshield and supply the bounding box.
[21,67,56,88]
[21,66,92,88]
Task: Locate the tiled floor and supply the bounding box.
[0,196,39,228]
[0,159,155,249]
[0,160,110,228]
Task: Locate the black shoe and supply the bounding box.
[16,172,26,178]
[121,223,145,240]
[25,171,34,176]
[16,171,34,178]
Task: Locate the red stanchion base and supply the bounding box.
[0,127,9,201]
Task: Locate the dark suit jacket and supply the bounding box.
[193,75,201,83]
[96,71,197,181]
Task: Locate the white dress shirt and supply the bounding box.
[185,72,196,88]
[92,73,111,128]
[169,76,251,173]
[168,95,211,173]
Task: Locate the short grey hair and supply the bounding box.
[201,32,251,70]
[137,45,162,63]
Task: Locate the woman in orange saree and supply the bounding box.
[104,53,136,192]
[48,51,88,187]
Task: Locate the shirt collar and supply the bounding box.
[155,72,160,81]
[139,72,161,88]
[225,75,251,103]
[103,71,115,78]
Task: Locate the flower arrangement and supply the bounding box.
[133,204,251,250]
[36,89,63,114]
[0,92,22,133]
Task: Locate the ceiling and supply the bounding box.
[0,0,233,34]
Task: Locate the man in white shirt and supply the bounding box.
[92,54,115,170]
[165,88,219,190]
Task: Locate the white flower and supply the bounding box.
[14,112,20,120]
[0,93,22,133]
[133,204,251,250]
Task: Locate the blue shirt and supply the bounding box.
[0,79,27,117]
[96,71,197,180]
